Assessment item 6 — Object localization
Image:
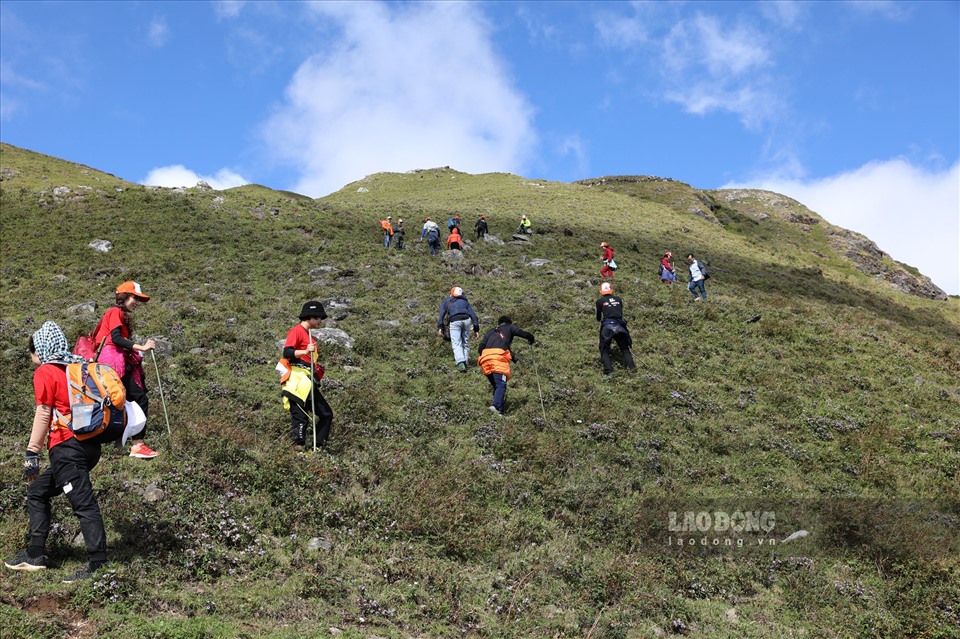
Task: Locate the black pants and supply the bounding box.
[122,366,149,441]
[284,387,333,447]
[600,323,636,374]
[27,438,107,563]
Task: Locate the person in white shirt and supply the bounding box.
[687,254,707,301]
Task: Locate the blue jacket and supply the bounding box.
[438,296,479,331]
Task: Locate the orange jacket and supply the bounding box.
[446,229,462,247]
[380,219,394,235]
[478,348,512,379]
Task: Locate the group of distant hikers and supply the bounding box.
[6,220,712,583]
[379,214,533,256]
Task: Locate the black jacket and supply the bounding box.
[478,323,534,354]
[596,295,625,321]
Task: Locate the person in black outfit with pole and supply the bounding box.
[477,316,535,415]
[595,282,636,377]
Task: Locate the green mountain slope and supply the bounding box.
[1,143,957,638]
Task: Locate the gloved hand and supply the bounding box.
[23,451,40,481]
[527,336,535,345]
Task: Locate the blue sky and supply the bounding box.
[2,1,957,294]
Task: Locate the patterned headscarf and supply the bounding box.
[32,321,85,365]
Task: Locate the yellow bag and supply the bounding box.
[281,367,313,412]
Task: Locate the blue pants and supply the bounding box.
[449,319,473,365]
[487,373,508,413]
[688,279,707,299]
[383,234,392,248]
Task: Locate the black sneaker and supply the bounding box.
[62,562,103,583]
[4,549,47,572]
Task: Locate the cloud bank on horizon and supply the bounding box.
[1,1,956,293]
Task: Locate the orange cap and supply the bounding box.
[116,281,150,301]
[600,242,609,248]
[451,286,463,297]
[600,282,613,295]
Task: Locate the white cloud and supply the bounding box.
[725,159,960,295]
[261,1,536,197]
[141,165,249,191]
[213,1,246,19]
[846,0,911,21]
[147,18,169,48]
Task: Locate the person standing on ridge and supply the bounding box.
[380,216,394,249]
[394,219,405,250]
[4,322,111,583]
[93,281,158,459]
[438,286,479,372]
[446,226,463,251]
[687,253,708,301]
[660,251,677,284]
[280,301,334,449]
[600,242,616,279]
[477,316,535,416]
[595,282,636,377]
[475,215,488,239]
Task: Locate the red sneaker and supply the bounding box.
[130,443,159,459]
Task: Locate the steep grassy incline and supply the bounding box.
[0,144,958,638]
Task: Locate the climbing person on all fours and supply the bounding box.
[595,282,636,377]
[477,316,535,416]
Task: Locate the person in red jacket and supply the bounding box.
[93,281,158,459]
[4,321,110,583]
[281,301,333,449]
[600,242,616,279]
[660,250,677,283]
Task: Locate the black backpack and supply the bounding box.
[698,260,710,280]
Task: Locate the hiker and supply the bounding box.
[477,316,535,416]
[446,227,463,251]
[394,219,405,250]
[686,254,708,301]
[93,281,158,459]
[600,242,616,279]
[380,216,394,249]
[595,282,636,377]
[421,218,441,255]
[4,322,110,582]
[447,215,461,233]
[280,301,333,449]
[475,215,488,239]
[517,214,532,235]
[659,251,677,283]
[438,286,479,372]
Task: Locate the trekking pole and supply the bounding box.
[308,331,318,453]
[150,350,174,449]
[530,350,548,426]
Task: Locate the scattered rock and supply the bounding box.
[441,250,464,262]
[88,239,113,253]
[483,235,505,246]
[152,338,174,357]
[527,259,550,268]
[566,270,576,277]
[322,297,353,311]
[357,187,369,193]
[212,196,225,204]
[511,234,531,242]
[406,300,420,309]
[411,314,425,324]
[311,328,354,350]
[310,266,339,276]
[725,608,739,625]
[342,365,363,373]
[307,537,333,551]
[196,181,212,191]
[53,186,71,196]
[67,301,97,315]
[143,483,164,503]
[376,320,401,329]
[470,264,485,276]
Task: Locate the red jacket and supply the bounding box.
[603,246,614,262]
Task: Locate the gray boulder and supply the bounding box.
[89,239,113,253]
[483,235,505,246]
[527,259,550,268]
[441,250,464,262]
[311,328,354,350]
[67,301,98,315]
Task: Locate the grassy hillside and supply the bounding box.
[0,143,958,639]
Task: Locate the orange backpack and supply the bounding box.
[55,362,127,442]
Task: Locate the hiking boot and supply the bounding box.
[130,443,159,459]
[62,562,104,584]
[457,362,467,372]
[4,549,47,572]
